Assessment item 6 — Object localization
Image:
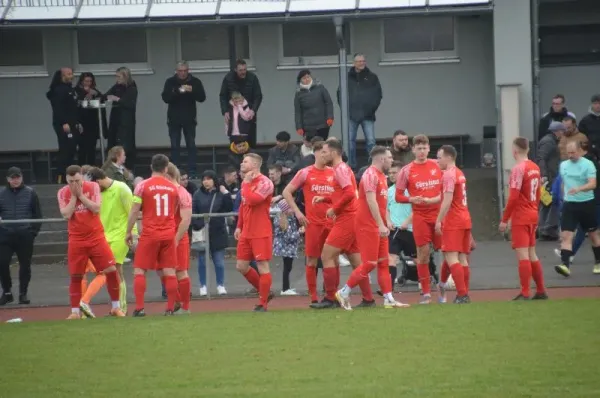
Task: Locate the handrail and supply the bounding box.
[0,0,15,20]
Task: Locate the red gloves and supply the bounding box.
[326,119,334,127]
[296,128,304,136]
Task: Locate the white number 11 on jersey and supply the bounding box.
[154,193,169,216]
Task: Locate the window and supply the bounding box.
[179,25,250,70]
[539,24,600,67]
[75,28,151,73]
[0,29,46,76]
[381,16,457,63]
[279,22,351,66]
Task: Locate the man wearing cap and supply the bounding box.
[536,121,565,240]
[0,167,42,305]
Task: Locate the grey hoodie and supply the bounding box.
[294,79,334,132]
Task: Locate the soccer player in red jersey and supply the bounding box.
[499,137,548,300]
[235,153,275,312]
[435,145,472,304]
[395,134,442,304]
[57,165,125,319]
[312,138,374,309]
[166,163,193,314]
[336,146,410,310]
[126,154,181,316]
[283,139,334,304]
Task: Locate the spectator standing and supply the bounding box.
[272,199,300,295]
[219,60,263,148]
[267,131,301,183]
[538,94,576,141]
[105,67,138,171]
[579,94,600,156]
[536,121,564,240]
[102,146,134,190]
[161,61,206,177]
[294,69,334,140]
[338,53,383,169]
[180,171,198,197]
[46,67,81,183]
[192,170,233,296]
[559,116,588,160]
[390,130,414,167]
[75,72,107,166]
[0,167,42,305]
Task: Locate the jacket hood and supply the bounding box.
[230,141,250,155]
[588,106,600,117]
[201,169,218,182]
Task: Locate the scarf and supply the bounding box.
[226,99,255,136]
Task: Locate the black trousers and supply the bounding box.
[168,123,197,175]
[78,130,98,166]
[0,233,35,295]
[54,124,79,179]
[305,127,330,141]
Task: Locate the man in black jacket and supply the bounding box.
[162,61,207,178]
[538,94,576,141]
[579,94,600,157]
[337,54,382,169]
[219,59,263,148]
[0,167,42,305]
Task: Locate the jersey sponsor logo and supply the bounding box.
[415,179,440,189]
[311,184,335,194]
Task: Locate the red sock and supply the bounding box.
[463,266,471,294]
[518,260,532,297]
[165,275,178,311]
[259,272,272,308]
[346,263,367,289]
[440,261,450,284]
[377,263,392,295]
[69,275,83,309]
[530,260,545,294]
[178,277,191,310]
[134,274,146,310]
[305,266,318,302]
[243,267,260,290]
[358,275,374,302]
[417,263,431,295]
[104,270,121,302]
[323,267,337,301]
[334,266,340,289]
[450,263,467,297]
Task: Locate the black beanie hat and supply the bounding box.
[297,69,311,84]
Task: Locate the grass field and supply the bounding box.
[1,299,599,398]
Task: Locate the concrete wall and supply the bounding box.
[0,15,496,152]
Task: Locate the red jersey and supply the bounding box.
[289,165,335,226]
[133,176,179,240]
[502,159,540,226]
[58,181,105,241]
[175,184,193,242]
[441,166,472,230]
[396,159,442,221]
[357,166,388,231]
[237,173,274,239]
[331,161,358,222]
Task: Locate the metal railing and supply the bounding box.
[10,0,76,6]
[0,211,284,300]
[83,0,147,5]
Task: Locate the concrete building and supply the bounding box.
[0,0,598,168]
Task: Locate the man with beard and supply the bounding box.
[390,130,414,167]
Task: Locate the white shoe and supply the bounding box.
[281,289,298,296]
[554,248,574,262]
[437,282,447,304]
[338,255,350,267]
[199,286,207,296]
[217,285,227,295]
[79,301,96,318]
[384,298,410,308]
[335,290,352,310]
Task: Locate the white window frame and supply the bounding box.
[379,17,460,66]
[176,25,255,74]
[0,31,48,78]
[277,22,355,70]
[72,29,154,76]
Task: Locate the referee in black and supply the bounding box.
[0,167,42,305]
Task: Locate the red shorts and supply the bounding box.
[176,237,190,271]
[413,215,441,249]
[68,238,115,275]
[134,237,177,270]
[357,229,389,263]
[237,236,273,262]
[441,228,472,253]
[511,224,537,249]
[325,219,359,254]
[305,223,331,258]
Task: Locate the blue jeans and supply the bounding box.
[197,249,225,287]
[348,119,375,169]
[572,204,600,255]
